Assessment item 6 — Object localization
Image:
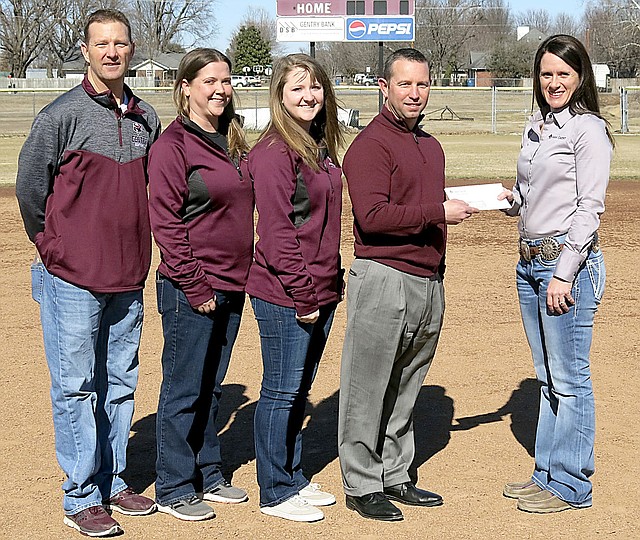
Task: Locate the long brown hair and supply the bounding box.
[533,34,614,146]
[260,53,344,170]
[173,48,249,159]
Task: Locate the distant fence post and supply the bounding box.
[491,86,497,134]
[620,87,629,134]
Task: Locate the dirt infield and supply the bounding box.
[1,181,638,539]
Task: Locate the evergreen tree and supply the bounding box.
[231,25,271,75]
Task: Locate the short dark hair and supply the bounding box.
[383,48,428,81]
[84,9,132,43]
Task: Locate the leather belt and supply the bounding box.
[519,237,563,262]
[519,233,600,263]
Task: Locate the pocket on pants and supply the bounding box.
[585,253,606,303]
[156,274,165,314]
[346,259,370,302]
[31,262,44,304]
[156,274,182,315]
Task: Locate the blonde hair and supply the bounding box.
[173,48,249,159]
[260,53,343,170]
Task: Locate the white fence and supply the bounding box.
[5,77,156,90]
[1,85,638,136]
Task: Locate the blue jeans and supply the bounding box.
[155,275,244,505]
[251,297,336,507]
[516,244,605,506]
[31,262,143,515]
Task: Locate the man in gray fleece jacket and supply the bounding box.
[15,9,160,538]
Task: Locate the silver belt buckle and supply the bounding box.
[519,240,531,262]
[591,231,600,253]
[539,237,562,261]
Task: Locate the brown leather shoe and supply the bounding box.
[516,490,577,513]
[105,487,156,516]
[64,506,122,537]
[503,480,543,499]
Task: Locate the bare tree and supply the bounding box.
[552,12,583,38]
[243,6,285,57]
[315,41,382,78]
[0,0,63,77]
[586,0,640,77]
[517,9,552,34]
[44,0,121,77]
[488,38,535,79]
[128,0,218,57]
[471,0,514,51]
[415,0,488,81]
[317,0,515,83]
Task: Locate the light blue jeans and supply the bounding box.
[31,262,143,514]
[516,243,605,507]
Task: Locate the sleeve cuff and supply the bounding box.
[291,284,319,317]
[183,280,216,309]
[422,202,446,225]
[553,249,585,283]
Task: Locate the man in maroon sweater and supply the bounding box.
[338,48,477,522]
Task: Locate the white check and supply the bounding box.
[444,183,511,211]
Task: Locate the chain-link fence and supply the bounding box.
[618,87,640,134]
[1,84,638,137]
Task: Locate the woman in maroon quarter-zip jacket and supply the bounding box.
[148,49,253,521]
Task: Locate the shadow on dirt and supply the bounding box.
[301,385,457,484]
[125,383,256,494]
[409,385,454,483]
[450,377,540,457]
[125,380,533,495]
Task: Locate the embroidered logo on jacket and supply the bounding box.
[131,122,148,148]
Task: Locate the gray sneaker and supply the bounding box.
[157,496,215,521]
[203,480,248,503]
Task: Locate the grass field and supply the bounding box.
[2,131,638,186]
[1,86,638,185]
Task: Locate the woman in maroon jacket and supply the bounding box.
[148,49,253,521]
[247,54,344,522]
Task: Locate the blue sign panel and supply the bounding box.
[345,17,414,41]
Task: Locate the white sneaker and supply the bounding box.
[299,483,336,506]
[260,495,324,522]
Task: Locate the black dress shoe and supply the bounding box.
[384,482,443,507]
[345,493,403,521]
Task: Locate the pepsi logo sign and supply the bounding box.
[345,17,414,41]
[348,19,366,39]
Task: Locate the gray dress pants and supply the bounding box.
[338,259,445,496]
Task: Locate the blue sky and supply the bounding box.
[208,0,588,53]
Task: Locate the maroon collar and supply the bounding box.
[379,103,424,133]
[81,75,145,116]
